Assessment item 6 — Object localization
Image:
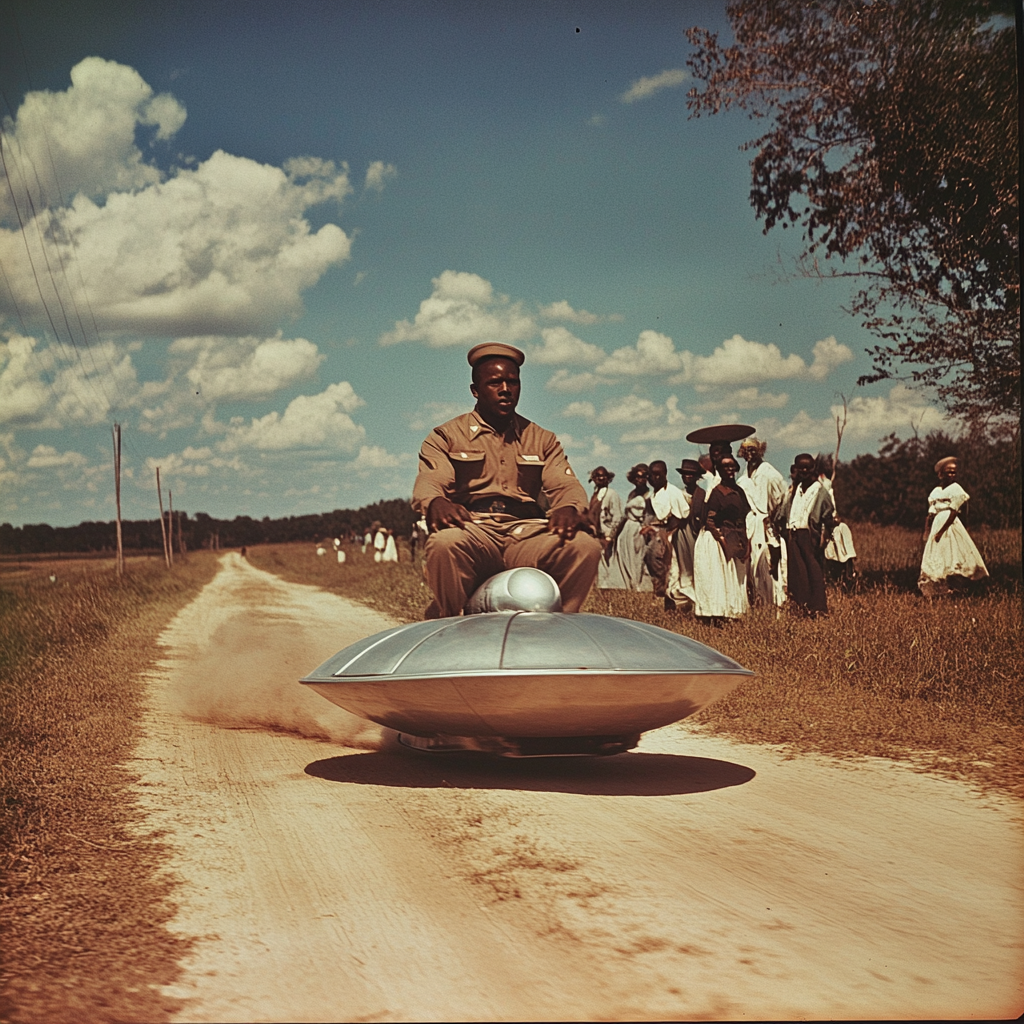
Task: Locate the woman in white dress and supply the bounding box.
[694,456,751,623]
[607,464,653,590]
[919,457,988,596]
[382,528,399,563]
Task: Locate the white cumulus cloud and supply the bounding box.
[380,271,536,348]
[621,68,688,104]
[0,60,356,338]
[364,161,397,192]
[0,333,138,429]
[347,445,407,473]
[145,446,246,479]
[407,401,467,433]
[0,151,352,337]
[539,300,603,325]
[588,331,853,388]
[763,386,950,451]
[25,444,88,469]
[695,387,790,412]
[529,326,605,366]
[597,330,685,377]
[561,401,596,419]
[171,333,324,402]
[546,369,606,393]
[0,57,186,219]
[217,381,366,452]
[807,335,855,380]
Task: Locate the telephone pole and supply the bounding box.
[112,423,124,576]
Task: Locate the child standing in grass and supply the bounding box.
[919,457,989,597]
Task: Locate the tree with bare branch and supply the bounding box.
[686,0,1019,430]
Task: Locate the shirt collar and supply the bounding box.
[469,408,523,440]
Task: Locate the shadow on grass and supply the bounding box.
[848,565,1020,594]
[305,749,755,796]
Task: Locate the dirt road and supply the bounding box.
[131,553,1023,1021]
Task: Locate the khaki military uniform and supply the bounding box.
[412,410,602,617]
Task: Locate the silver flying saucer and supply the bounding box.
[301,607,752,744]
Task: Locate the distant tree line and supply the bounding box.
[0,498,418,556]
[3,431,1018,556]
[834,429,1021,529]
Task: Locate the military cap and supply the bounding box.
[467,342,525,368]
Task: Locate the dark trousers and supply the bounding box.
[785,529,827,614]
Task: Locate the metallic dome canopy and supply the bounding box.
[301,612,753,739]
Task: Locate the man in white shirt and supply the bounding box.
[738,437,787,608]
[642,460,689,606]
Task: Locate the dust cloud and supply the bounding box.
[155,562,384,749]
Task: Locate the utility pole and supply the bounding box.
[167,490,176,567]
[155,467,170,569]
[112,423,124,576]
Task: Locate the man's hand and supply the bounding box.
[547,506,589,544]
[426,496,473,532]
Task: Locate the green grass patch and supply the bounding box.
[248,528,1022,798]
[0,552,219,1024]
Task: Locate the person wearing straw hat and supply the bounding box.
[918,456,988,597]
[412,343,601,618]
[588,466,623,588]
[664,458,705,612]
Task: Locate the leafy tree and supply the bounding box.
[686,0,1019,428]
[837,429,1021,528]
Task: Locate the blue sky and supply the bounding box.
[0,0,955,528]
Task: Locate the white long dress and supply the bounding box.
[592,486,624,588]
[919,483,988,596]
[693,531,749,619]
[819,478,857,564]
[382,533,398,563]
[693,487,749,620]
[739,460,787,607]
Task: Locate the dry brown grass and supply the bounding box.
[0,552,219,1024]
[248,527,1022,798]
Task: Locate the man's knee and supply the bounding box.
[424,526,470,557]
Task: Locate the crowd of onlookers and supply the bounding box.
[585,439,988,623]
[320,440,989,620]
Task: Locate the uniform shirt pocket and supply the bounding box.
[516,454,546,494]
[448,448,487,493]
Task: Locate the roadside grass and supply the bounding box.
[0,552,219,1024]
[248,526,1022,798]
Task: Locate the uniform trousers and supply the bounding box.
[423,515,602,618]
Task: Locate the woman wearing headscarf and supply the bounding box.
[606,463,653,590]
[919,457,988,597]
[588,466,624,588]
[738,436,787,608]
[693,455,751,622]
